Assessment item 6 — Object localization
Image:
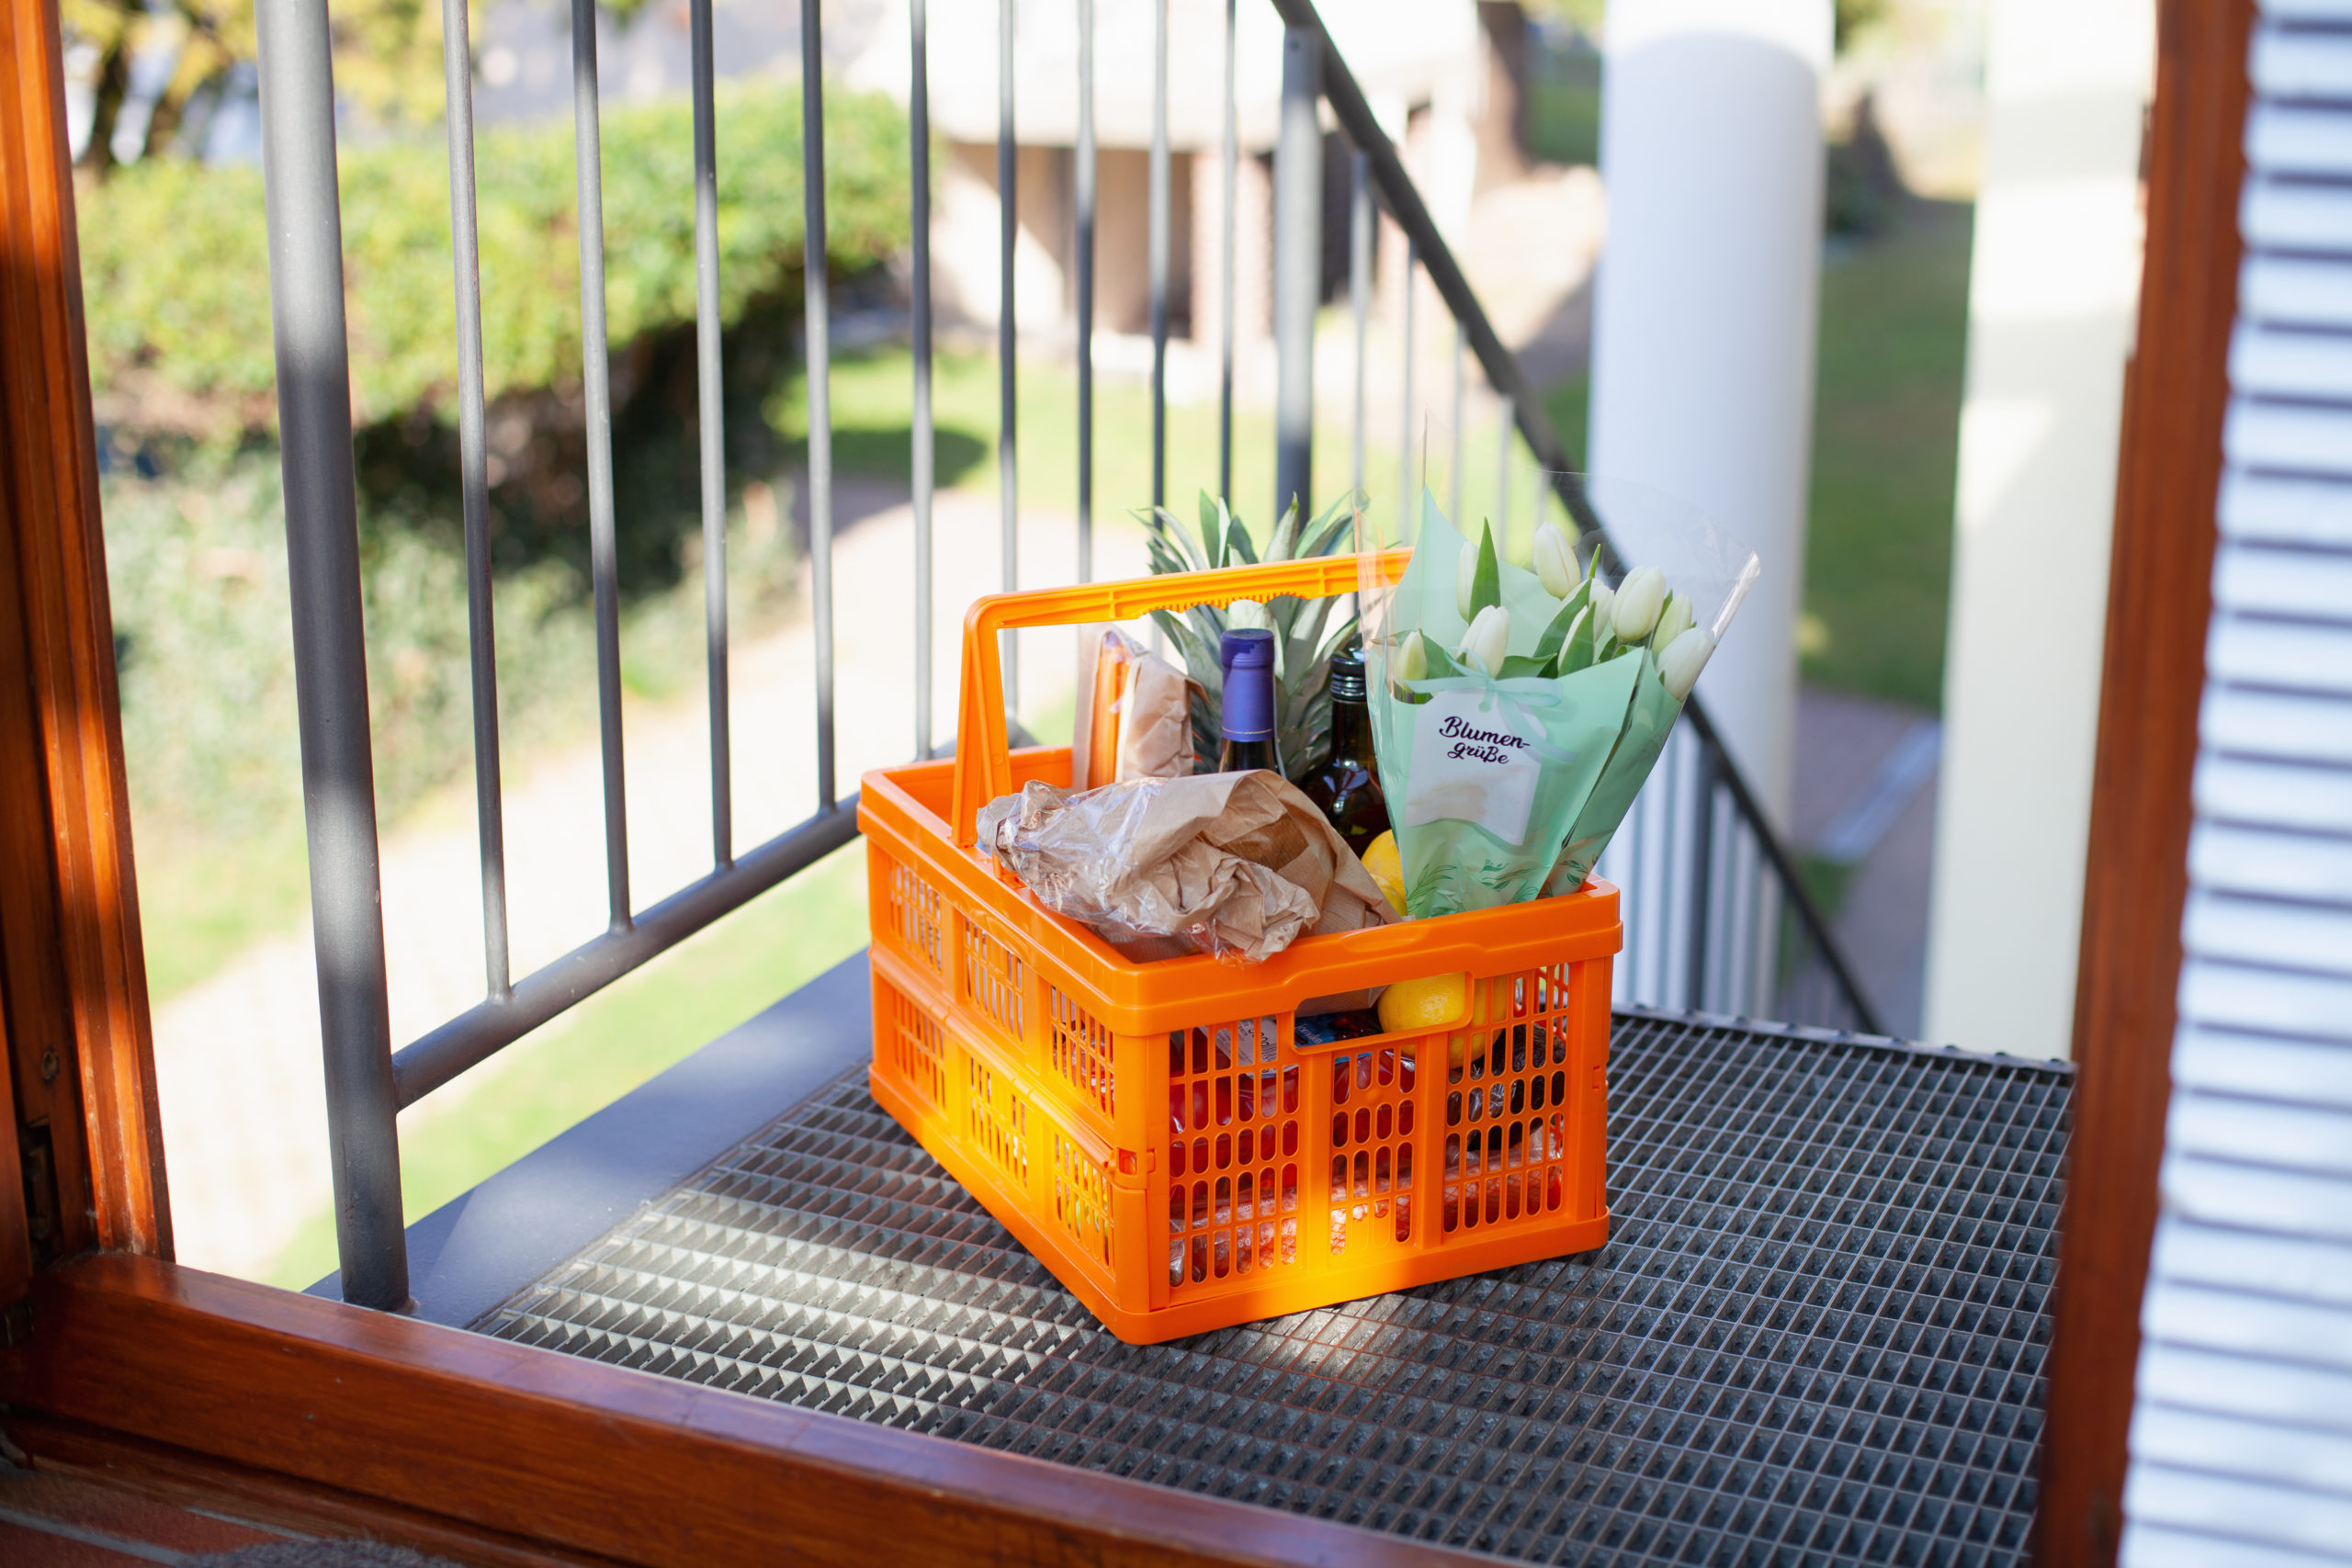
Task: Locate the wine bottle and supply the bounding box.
[1299,642,1390,853]
[1216,628,1284,776]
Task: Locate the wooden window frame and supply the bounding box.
[0,0,171,1314]
[0,0,2260,1562]
[2041,2,2257,1564]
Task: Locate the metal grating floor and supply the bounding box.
[478,1010,2070,1566]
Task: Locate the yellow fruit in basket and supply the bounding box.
[1378,971,1468,1035]
[1361,830,1407,916]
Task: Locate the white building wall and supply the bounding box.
[1921,0,2153,1058]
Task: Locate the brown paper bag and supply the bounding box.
[1073,628,1197,789]
[976,771,1397,964]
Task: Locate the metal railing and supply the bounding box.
[248,0,1880,1311]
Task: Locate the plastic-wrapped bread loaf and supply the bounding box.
[975,771,1396,964]
[1072,627,1198,788]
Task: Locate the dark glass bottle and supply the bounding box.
[1299,643,1390,853]
[1216,628,1284,775]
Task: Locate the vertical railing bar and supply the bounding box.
[1494,393,1513,538]
[1149,0,1170,508]
[253,0,407,1308]
[571,0,632,930]
[1621,802,1642,1006]
[1272,23,1318,523]
[1714,768,1735,1010]
[1076,0,1095,583]
[690,0,730,866]
[1613,793,1640,999]
[806,0,837,808]
[1450,322,1464,525]
[998,0,1020,709]
[1217,0,1238,503]
[910,0,934,760]
[439,0,508,1000]
[1687,736,1715,1013]
[997,0,1025,705]
[1735,807,1751,1011]
[1396,240,1415,530]
[1658,732,1682,1003]
[1350,149,1369,499]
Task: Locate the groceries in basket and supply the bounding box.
[1069,627,1198,789]
[1130,491,1363,778]
[973,479,1750,962]
[864,541,1626,1342]
[1357,487,1758,919]
[974,769,1396,964]
[978,623,1396,964]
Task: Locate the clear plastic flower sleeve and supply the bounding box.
[1355,478,1758,919]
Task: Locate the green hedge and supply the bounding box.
[79,82,910,426]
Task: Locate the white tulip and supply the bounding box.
[1396,630,1430,681]
[1652,590,1695,649]
[1461,604,1511,677]
[1613,566,1666,642]
[1456,538,1479,620]
[1657,627,1715,700]
[1588,579,1615,637]
[1532,522,1579,598]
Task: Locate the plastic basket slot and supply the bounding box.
[1442,965,1576,1236]
[1053,1130,1114,1267]
[1047,984,1115,1119]
[1325,1041,1419,1255]
[959,917,1027,1045]
[878,977,946,1111]
[885,853,948,976]
[963,1048,1030,1191]
[1166,1014,1298,1291]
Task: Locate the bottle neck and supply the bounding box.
[1218,737,1283,774]
[1222,656,1276,763]
[1326,693,1373,760]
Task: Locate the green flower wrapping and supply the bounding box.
[1361,491,1756,919]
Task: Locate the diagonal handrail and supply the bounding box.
[1272,0,1884,1034]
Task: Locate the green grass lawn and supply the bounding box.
[135,820,313,1003]
[1527,50,1603,169]
[1544,201,1971,714]
[769,325,1561,549]
[266,839,872,1290]
[1801,201,1973,710]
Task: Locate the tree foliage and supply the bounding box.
[79,81,911,433]
[63,0,492,170]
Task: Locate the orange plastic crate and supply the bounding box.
[858,553,1621,1343]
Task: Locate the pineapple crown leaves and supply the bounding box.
[1130,490,1367,776]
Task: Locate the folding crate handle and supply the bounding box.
[951,549,1411,846]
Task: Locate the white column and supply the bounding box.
[1587,0,1831,828]
[1923,0,2153,1058]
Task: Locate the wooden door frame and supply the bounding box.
[2041,1,2257,1563]
[0,1253,1477,1568]
[0,0,170,1310]
[0,0,2267,1562]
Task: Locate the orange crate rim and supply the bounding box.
[857,553,1622,1344]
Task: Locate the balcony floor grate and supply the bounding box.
[477,1010,2069,1565]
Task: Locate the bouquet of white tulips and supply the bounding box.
[1356,485,1758,919]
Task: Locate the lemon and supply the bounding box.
[1378,971,1469,1035]
[1360,830,1407,916]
